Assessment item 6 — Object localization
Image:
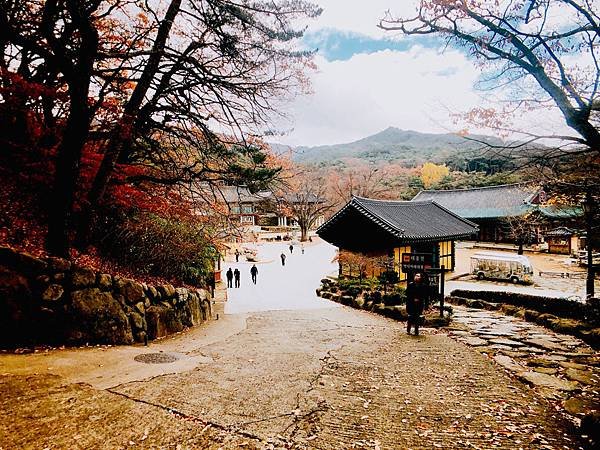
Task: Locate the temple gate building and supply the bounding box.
[317,197,478,282]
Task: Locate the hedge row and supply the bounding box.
[450,289,588,320]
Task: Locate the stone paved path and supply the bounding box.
[0,243,585,449]
[449,306,600,424]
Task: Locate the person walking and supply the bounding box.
[235,249,240,262]
[289,244,293,254]
[226,267,233,288]
[406,272,430,336]
[280,252,286,266]
[301,244,305,254]
[250,264,258,284]
[234,268,240,288]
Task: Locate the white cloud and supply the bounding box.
[276,47,482,146]
[308,0,419,38]
[273,0,575,147]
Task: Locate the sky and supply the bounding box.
[272,0,568,147]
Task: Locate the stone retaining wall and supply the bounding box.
[0,246,212,348]
[317,279,451,327]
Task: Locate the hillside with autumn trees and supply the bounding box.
[0,0,322,286]
[272,125,534,214]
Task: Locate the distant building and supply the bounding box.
[278,192,326,229]
[217,186,275,227]
[544,227,581,255]
[412,183,582,244]
[317,196,478,281]
[213,186,325,229]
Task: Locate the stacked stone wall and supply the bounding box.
[0,246,212,348]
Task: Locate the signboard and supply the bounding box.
[402,253,447,318]
[401,252,434,273]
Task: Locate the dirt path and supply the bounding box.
[1,306,580,449]
[0,243,582,449]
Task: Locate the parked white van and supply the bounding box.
[470,252,534,284]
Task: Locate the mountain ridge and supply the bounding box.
[270,126,504,166]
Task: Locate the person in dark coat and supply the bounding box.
[233,268,240,288]
[235,249,240,262]
[226,267,233,288]
[250,264,258,284]
[280,253,286,266]
[405,272,429,336]
[289,244,294,254]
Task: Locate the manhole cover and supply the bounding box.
[134,352,179,364]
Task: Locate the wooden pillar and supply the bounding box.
[451,240,456,271]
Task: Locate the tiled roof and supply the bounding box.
[216,186,273,204]
[412,183,540,219]
[538,205,583,219]
[317,196,478,248]
[544,227,578,237]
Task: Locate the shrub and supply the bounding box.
[450,289,586,320]
[383,293,402,306]
[346,286,362,298]
[95,208,217,286]
[378,270,399,286]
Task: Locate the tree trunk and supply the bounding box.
[586,190,595,298]
[518,242,524,255]
[46,95,90,256]
[46,5,98,256]
[300,224,309,242]
[78,0,182,247]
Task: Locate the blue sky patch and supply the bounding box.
[302,28,443,61]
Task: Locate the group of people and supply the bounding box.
[226,242,307,288]
[227,243,430,337]
[225,264,258,288]
[280,243,304,266]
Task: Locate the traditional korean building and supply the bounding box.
[317,196,478,282]
[213,186,326,229]
[412,183,582,243]
[544,227,581,255]
[218,186,275,226]
[412,183,539,242]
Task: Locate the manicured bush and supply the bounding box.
[450,289,586,320]
[382,293,396,306]
[382,289,406,306]
[346,286,362,298]
[378,270,399,286]
[371,290,382,303]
